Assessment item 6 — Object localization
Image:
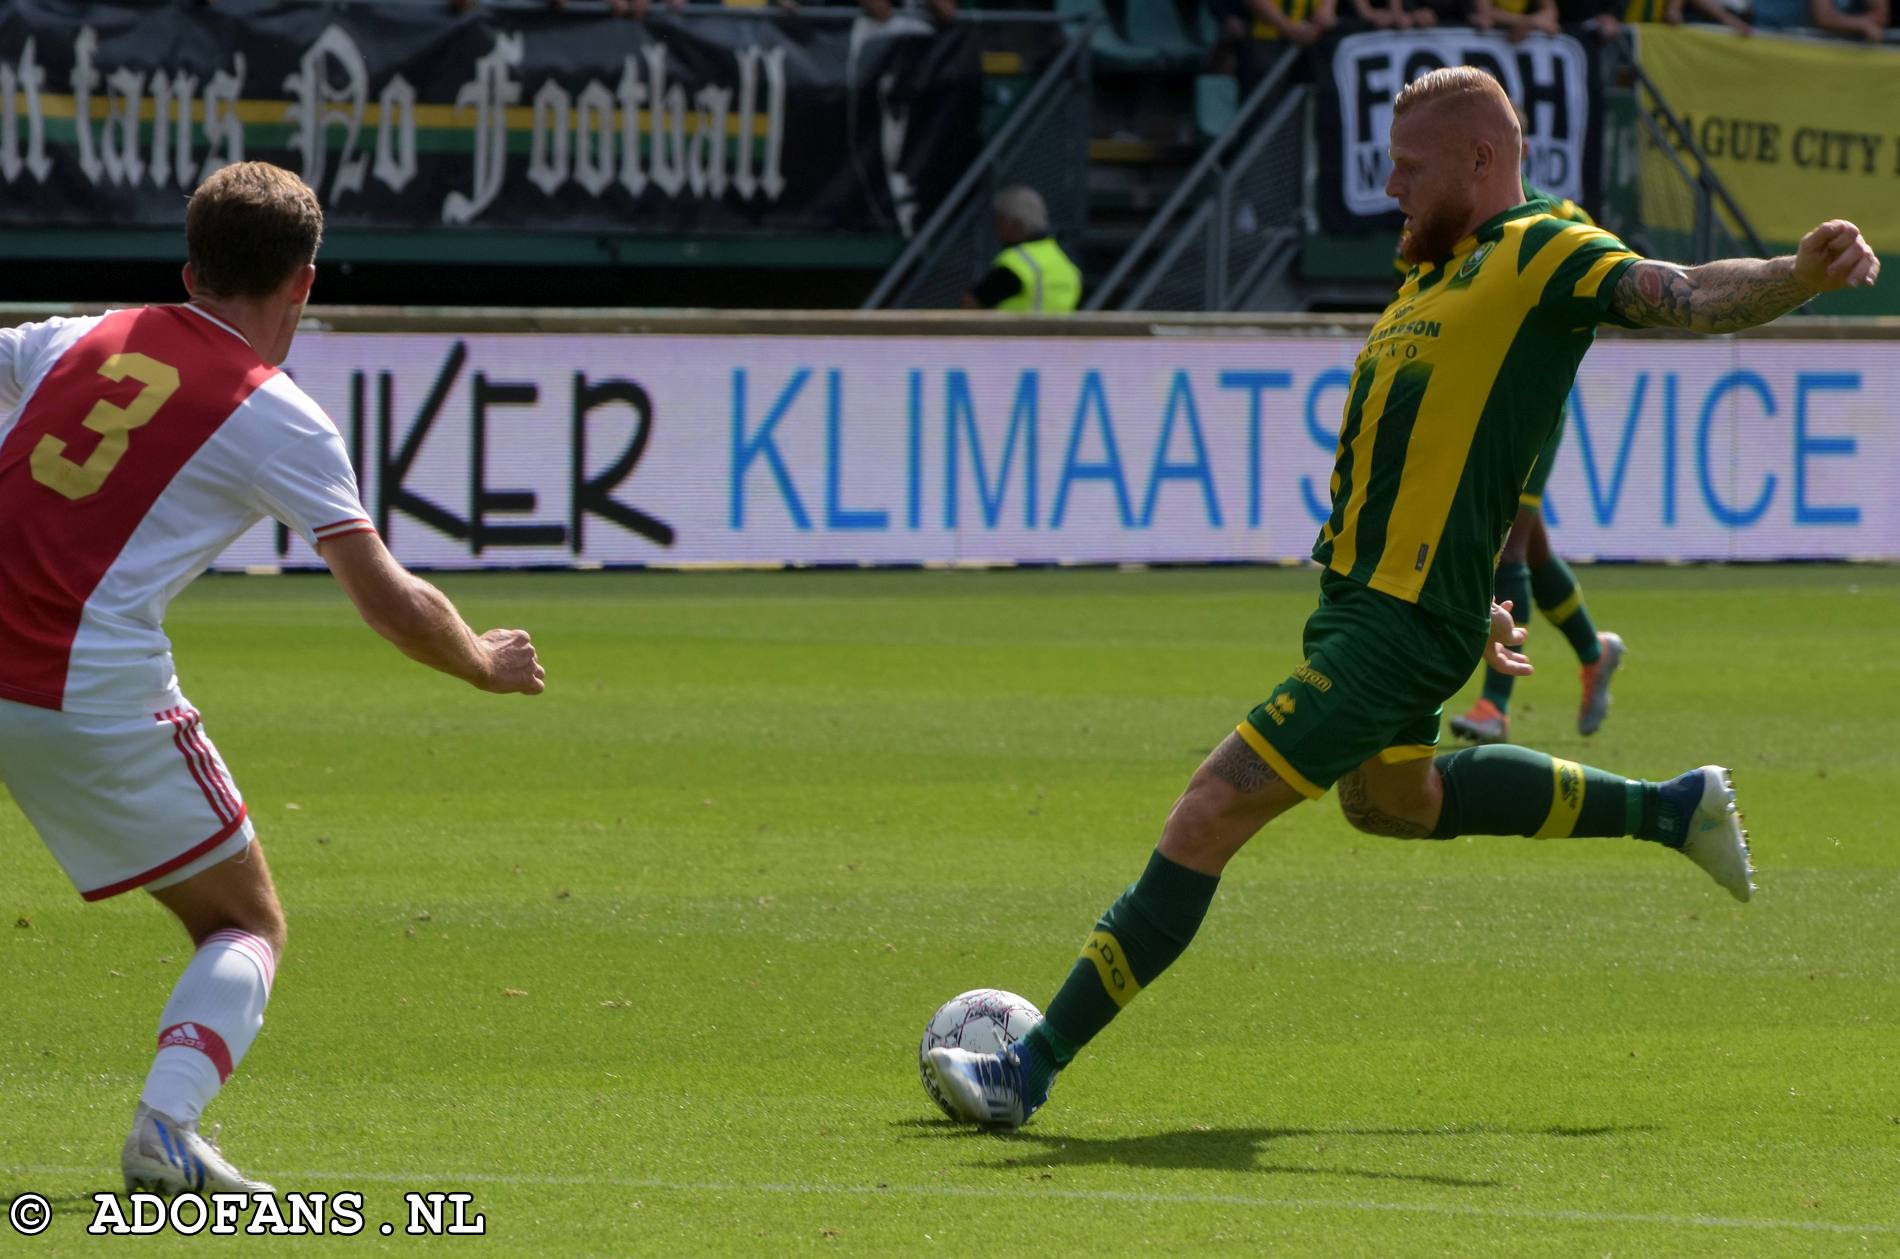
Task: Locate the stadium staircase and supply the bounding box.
[865,0,1232,309]
[1086,50,1310,311]
[869,11,1779,313]
[863,13,1096,308]
[1061,0,1230,286]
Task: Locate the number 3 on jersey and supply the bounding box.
[29,353,181,500]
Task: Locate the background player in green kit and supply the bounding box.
[925,65,1880,1130]
[1452,145,1625,745]
[1451,388,1626,744]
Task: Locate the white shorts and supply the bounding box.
[0,696,255,901]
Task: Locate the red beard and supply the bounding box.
[1399,197,1474,265]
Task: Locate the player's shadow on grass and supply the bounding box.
[897,1120,1653,1190]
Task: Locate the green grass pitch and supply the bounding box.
[3,565,1898,1255]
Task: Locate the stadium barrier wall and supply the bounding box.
[5,308,1896,567]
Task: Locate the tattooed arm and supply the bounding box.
[1609,257,1812,334]
[1608,219,1880,334]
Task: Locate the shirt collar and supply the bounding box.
[179,301,255,349]
[1437,198,1552,266]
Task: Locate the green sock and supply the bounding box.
[1481,562,1532,712]
[1429,745,1674,841]
[1531,557,1601,664]
[1025,849,1220,1079]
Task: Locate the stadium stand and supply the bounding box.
[0,1,1894,312]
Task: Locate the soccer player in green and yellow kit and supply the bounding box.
[1450,172,1626,745]
[1400,104,1626,745]
[926,66,1879,1129]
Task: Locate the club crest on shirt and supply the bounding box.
[1456,240,1495,281]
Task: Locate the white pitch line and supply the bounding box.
[8,1167,1896,1237]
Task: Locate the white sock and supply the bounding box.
[139,929,276,1125]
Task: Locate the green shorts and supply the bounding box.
[1238,570,1488,798]
[1519,410,1566,509]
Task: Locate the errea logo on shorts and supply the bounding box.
[1264,694,1297,726]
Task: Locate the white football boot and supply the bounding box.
[925,1043,1039,1129]
[121,1102,275,1195]
[1674,765,1755,903]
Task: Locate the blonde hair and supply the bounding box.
[1394,66,1516,122]
[1391,67,1521,162]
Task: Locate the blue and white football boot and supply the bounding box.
[121,1102,275,1195]
[924,1040,1049,1130]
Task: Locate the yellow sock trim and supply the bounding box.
[1541,588,1584,626]
[1081,930,1143,1008]
[1234,722,1325,799]
[1535,758,1585,837]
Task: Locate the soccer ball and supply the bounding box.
[917,988,1043,1118]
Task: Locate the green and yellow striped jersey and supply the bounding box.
[1318,199,1641,632]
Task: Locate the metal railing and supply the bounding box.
[1085,53,1306,312]
[861,18,1093,309]
[1601,30,1767,265]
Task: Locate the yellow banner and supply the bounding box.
[1636,26,1900,246]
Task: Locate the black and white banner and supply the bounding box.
[0,0,983,234]
[1314,28,1602,231]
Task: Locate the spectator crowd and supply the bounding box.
[437,0,1891,42]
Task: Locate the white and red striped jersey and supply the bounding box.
[0,305,371,716]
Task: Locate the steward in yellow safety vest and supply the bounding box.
[964,185,1082,313]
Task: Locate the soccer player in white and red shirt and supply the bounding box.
[0,162,545,1194]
